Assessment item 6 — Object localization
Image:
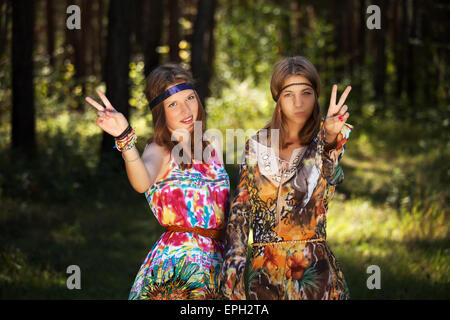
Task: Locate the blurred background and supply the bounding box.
[0,0,448,299]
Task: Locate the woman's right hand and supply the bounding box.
[85,89,129,137]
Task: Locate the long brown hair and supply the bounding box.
[144,63,209,165]
[265,56,322,148]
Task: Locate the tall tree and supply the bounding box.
[74,0,93,112]
[143,0,164,77]
[356,0,366,103]
[406,0,417,111]
[191,0,217,111]
[0,0,11,60]
[278,1,293,57]
[292,0,306,56]
[100,0,132,163]
[168,0,181,62]
[95,0,105,80]
[393,0,405,98]
[11,0,36,155]
[65,0,91,112]
[45,0,55,68]
[373,0,389,105]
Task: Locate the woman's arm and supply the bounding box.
[124,142,169,193]
[85,89,168,194]
[220,140,252,300]
[320,85,353,185]
[321,122,353,186]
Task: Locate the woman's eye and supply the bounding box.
[169,102,176,107]
[187,95,195,100]
[304,92,312,95]
[284,93,292,97]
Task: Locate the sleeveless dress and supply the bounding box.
[220,119,352,300]
[129,148,230,300]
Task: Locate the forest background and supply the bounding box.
[0,0,448,299]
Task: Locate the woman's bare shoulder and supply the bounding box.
[143,142,168,157]
[141,142,171,189]
[142,142,170,168]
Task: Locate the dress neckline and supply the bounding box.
[276,145,307,164]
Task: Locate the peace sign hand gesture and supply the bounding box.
[324,84,351,144]
[85,89,129,137]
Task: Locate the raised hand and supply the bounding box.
[324,84,351,143]
[85,89,129,137]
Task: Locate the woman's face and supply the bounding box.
[163,82,199,134]
[279,75,316,128]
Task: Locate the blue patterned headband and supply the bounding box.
[149,82,195,110]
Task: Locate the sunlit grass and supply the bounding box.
[2,107,448,299]
[1,64,448,299]
[326,189,449,299]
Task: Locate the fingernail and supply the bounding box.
[338,116,343,121]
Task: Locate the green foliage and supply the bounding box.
[0,0,448,300]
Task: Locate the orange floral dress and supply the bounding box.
[220,119,352,300]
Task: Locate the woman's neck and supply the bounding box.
[284,120,304,147]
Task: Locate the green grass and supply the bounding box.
[327,197,449,299]
[0,108,448,299]
[0,191,165,299]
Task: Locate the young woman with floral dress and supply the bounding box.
[86,63,230,300]
[220,56,352,300]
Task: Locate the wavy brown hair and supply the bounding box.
[144,63,209,165]
[265,56,322,148]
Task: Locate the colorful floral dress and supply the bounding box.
[129,147,230,300]
[220,119,353,300]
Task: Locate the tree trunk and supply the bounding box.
[355,0,366,106]
[0,0,11,62]
[293,0,306,56]
[168,0,181,62]
[100,0,132,164]
[347,0,357,76]
[373,0,388,105]
[278,1,293,57]
[329,0,345,80]
[11,0,36,155]
[132,0,144,56]
[97,0,105,81]
[394,0,405,98]
[64,0,76,64]
[406,0,417,112]
[45,0,55,68]
[144,0,164,77]
[191,0,217,111]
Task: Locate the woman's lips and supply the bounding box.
[181,115,193,124]
[294,111,305,116]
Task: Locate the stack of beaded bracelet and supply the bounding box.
[114,127,137,152]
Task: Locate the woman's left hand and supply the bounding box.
[324,84,351,143]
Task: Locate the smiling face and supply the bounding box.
[163,82,199,134]
[278,75,316,129]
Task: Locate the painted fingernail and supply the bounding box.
[338,116,343,121]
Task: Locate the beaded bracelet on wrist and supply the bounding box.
[114,128,137,152]
[115,124,132,140]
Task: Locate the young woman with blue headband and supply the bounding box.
[85,63,230,300]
